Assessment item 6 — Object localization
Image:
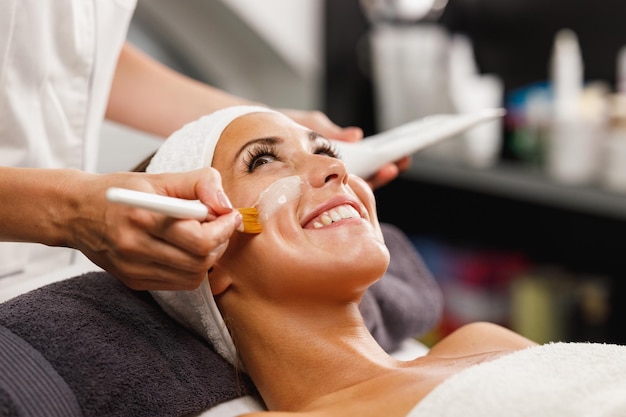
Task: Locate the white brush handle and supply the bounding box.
[332,108,506,178]
[106,187,208,220]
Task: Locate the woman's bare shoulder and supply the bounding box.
[427,321,538,358]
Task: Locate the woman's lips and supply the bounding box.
[303,203,362,229]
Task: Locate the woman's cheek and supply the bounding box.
[253,176,304,222]
[349,176,377,213]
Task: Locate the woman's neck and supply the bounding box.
[226,296,399,411]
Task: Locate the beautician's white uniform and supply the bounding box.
[0,0,137,291]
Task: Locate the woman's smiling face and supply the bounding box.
[210,111,390,301]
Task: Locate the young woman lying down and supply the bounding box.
[144,106,626,417]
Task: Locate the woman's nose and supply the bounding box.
[306,155,349,188]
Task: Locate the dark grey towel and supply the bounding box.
[360,223,444,352]
[0,324,82,417]
[0,272,257,417]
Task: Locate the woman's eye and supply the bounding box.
[243,140,339,173]
[316,142,340,159]
[249,154,277,171]
[244,145,280,172]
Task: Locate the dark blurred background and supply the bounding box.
[324,0,626,344]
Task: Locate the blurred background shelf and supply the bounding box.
[376,157,626,278]
[405,157,626,221]
[326,0,626,344]
[375,159,626,345]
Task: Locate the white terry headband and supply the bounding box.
[147,105,279,174]
[147,105,279,368]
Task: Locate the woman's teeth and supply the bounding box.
[312,204,360,229]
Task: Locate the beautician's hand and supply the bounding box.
[71,168,240,291]
[282,108,411,189]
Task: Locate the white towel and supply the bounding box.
[146,105,278,174]
[146,105,279,367]
[408,342,626,417]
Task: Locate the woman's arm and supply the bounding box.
[0,165,242,290]
[106,43,252,138]
[105,42,406,188]
[0,166,81,247]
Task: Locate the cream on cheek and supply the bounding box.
[252,176,304,221]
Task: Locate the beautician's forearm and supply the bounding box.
[106,43,261,138]
[0,166,87,246]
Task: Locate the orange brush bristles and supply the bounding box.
[237,207,262,234]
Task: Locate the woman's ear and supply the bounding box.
[208,266,232,295]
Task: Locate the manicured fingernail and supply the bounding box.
[217,190,233,209]
[235,211,244,232]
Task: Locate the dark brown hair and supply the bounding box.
[133,152,156,173]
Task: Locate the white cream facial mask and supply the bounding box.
[253,176,304,221]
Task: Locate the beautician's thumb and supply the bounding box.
[189,167,234,216]
[158,167,233,216]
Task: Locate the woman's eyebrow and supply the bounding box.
[308,131,323,141]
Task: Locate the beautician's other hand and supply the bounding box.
[109,44,407,190]
[72,168,241,291]
[281,108,411,189]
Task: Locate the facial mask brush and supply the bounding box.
[331,107,506,178]
[106,187,262,234]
